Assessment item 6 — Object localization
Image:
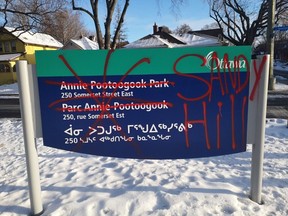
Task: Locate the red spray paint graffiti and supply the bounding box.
[39,49,267,158]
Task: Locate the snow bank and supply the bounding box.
[0,118,287,216]
[0,83,18,95]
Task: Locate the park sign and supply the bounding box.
[19,48,267,214]
[35,46,251,159]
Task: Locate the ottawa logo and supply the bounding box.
[205,51,247,70]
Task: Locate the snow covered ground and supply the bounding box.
[274,60,288,72]
[0,83,18,95]
[0,117,287,216]
[0,67,287,215]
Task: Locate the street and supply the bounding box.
[0,98,21,118]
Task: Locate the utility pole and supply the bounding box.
[267,0,276,90]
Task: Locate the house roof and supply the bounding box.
[124,24,223,49]
[189,28,222,38]
[69,37,99,50]
[154,31,186,45]
[4,27,63,48]
[125,23,227,49]
[125,34,178,48]
[0,53,23,62]
[125,32,221,49]
[176,33,221,47]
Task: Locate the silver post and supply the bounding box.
[267,0,276,90]
[250,55,270,204]
[16,61,44,215]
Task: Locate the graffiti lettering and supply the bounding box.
[36,47,265,159]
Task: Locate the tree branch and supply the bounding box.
[111,0,129,49]
[209,0,288,45]
[91,0,104,49]
[72,0,94,19]
[104,0,118,49]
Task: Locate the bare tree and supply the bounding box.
[201,22,219,30]
[72,0,130,50]
[208,0,288,45]
[112,4,128,48]
[158,25,172,33]
[274,9,288,40]
[174,23,192,35]
[0,0,66,33]
[37,9,89,44]
[168,0,187,17]
[1,0,86,44]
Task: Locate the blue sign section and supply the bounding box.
[273,26,288,31]
[38,71,250,159]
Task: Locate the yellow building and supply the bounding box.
[0,27,63,85]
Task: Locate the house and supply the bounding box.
[124,23,226,49]
[0,27,62,85]
[62,36,99,50]
[254,40,288,61]
[275,40,288,61]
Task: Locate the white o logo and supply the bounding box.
[205,51,220,70]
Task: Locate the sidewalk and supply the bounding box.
[267,79,288,119]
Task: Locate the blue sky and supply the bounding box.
[83,0,214,42]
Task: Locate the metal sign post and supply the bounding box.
[249,55,270,204]
[17,47,269,215]
[16,61,43,215]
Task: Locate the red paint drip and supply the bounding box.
[230,94,236,150]
[210,52,225,101]
[217,101,223,149]
[242,96,247,147]
[183,102,210,150]
[236,55,250,94]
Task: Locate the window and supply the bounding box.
[4,41,10,53]
[11,41,16,52]
[0,64,11,73]
[0,43,3,53]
